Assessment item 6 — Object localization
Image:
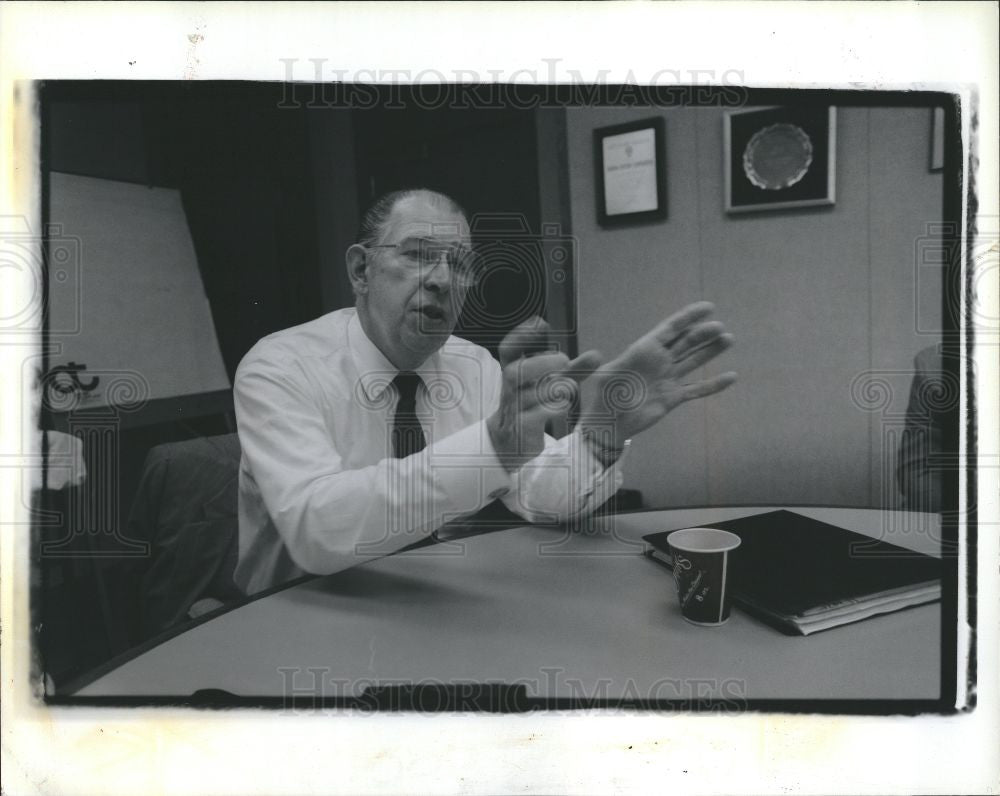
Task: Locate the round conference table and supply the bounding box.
[70,506,943,705]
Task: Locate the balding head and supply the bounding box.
[356,189,468,248]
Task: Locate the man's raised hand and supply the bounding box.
[488,316,602,471]
[577,302,736,455]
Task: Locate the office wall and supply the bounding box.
[565,106,943,509]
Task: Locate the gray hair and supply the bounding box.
[355,189,468,247]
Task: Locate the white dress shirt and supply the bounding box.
[233,307,625,594]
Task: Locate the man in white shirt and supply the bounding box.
[234,189,736,595]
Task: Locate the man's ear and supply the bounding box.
[345,244,369,295]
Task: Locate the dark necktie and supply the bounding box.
[391,371,427,458]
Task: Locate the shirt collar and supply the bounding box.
[348,310,442,402]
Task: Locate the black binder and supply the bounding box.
[642,510,942,635]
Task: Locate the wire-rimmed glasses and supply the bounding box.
[366,238,481,286]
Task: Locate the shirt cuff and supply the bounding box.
[570,425,629,504]
[506,426,627,523]
[579,426,632,472]
[425,418,518,510]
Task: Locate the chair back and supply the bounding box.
[127,433,242,639]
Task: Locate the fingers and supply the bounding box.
[679,371,738,402]
[669,320,728,360]
[647,301,716,347]
[504,351,591,416]
[671,331,735,377]
[498,316,551,366]
[502,349,603,393]
[562,349,604,382]
[510,352,570,384]
[531,349,604,415]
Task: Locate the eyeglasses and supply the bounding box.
[366,239,481,285]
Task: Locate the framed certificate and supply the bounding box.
[594,116,667,226]
[724,106,836,213]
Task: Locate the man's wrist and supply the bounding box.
[486,411,537,473]
[486,413,515,473]
[580,426,629,467]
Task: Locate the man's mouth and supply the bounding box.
[417,305,447,322]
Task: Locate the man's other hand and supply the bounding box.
[488,316,602,472]
[577,302,736,456]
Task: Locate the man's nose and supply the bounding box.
[422,253,452,292]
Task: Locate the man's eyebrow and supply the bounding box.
[399,235,471,249]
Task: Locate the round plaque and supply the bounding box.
[742,122,814,191]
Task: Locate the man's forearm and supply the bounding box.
[244,418,514,575]
[502,426,626,523]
